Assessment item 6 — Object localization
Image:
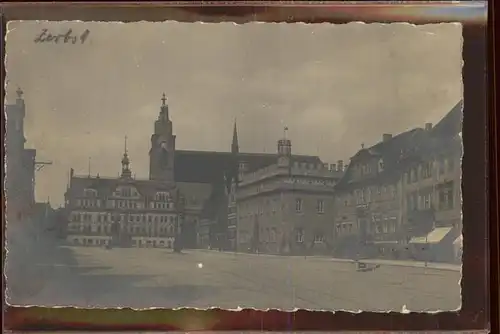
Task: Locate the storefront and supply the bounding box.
[409,226,456,262]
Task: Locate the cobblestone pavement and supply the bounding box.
[6,244,462,312]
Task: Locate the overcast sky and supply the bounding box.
[5,21,462,206]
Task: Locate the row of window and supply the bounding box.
[238,229,324,244]
[407,158,455,184]
[85,188,173,200]
[75,199,175,210]
[352,186,397,206]
[237,199,326,219]
[70,238,174,248]
[83,188,174,201]
[406,184,455,212]
[68,223,177,235]
[294,229,324,243]
[295,199,324,213]
[245,178,335,197]
[372,221,397,234]
[71,212,178,224]
[337,186,397,207]
[335,222,354,234]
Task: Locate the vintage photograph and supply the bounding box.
[4,21,463,312]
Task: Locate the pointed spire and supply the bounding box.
[231,118,239,154]
[158,93,170,123]
[121,135,132,179]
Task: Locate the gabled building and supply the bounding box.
[333,128,427,258]
[402,101,463,262]
[333,101,463,262]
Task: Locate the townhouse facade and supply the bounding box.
[333,130,423,258]
[333,101,463,261]
[401,102,463,262]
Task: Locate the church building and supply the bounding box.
[64,94,324,249]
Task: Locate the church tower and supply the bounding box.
[7,87,27,153]
[149,93,176,183]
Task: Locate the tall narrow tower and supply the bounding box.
[149,93,176,182]
[231,119,239,155]
[7,87,27,153]
[230,119,240,186]
[121,136,132,179]
[277,126,292,168]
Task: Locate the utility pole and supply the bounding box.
[174,194,185,253]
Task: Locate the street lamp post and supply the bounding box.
[174,194,185,253]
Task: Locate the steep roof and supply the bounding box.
[414,100,463,155]
[335,100,463,191]
[336,128,426,190]
[174,150,322,184]
[66,176,177,199]
[68,149,322,217]
[430,100,463,139]
[200,181,227,220]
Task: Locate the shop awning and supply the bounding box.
[410,227,453,244]
[372,240,399,245]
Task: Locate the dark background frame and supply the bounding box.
[1,2,496,332]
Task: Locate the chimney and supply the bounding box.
[337,160,343,172]
[382,133,393,142]
[425,123,433,131]
[330,163,336,171]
